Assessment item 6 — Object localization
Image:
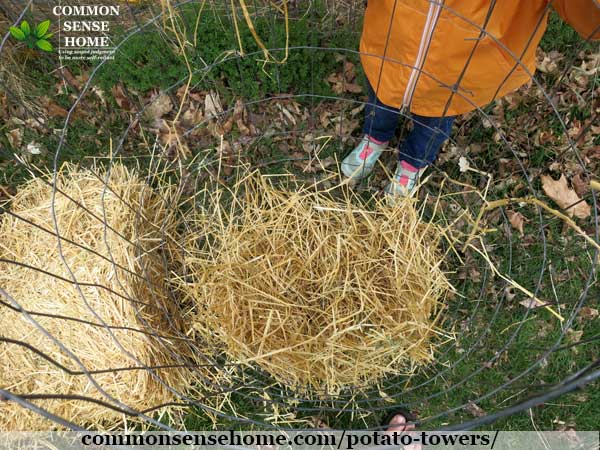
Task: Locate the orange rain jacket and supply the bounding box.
[359,0,600,117]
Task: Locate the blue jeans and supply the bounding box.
[362,82,455,169]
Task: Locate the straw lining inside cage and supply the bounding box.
[0,163,195,431]
[180,172,454,394]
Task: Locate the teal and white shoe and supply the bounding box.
[341,135,388,181]
[384,160,427,203]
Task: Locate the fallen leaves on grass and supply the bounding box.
[504,286,517,301]
[26,141,43,155]
[508,210,526,235]
[571,173,589,197]
[566,329,583,349]
[327,59,363,94]
[181,105,204,128]
[519,297,550,310]
[6,129,22,148]
[307,417,330,429]
[296,155,336,174]
[541,174,591,219]
[59,66,83,91]
[465,401,486,418]
[111,84,133,111]
[327,72,362,94]
[204,90,223,120]
[577,307,599,323]
[144,92,173,120]
[536,49,563,74]
[45,100,69,118]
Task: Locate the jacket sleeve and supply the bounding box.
[551,0,600,40]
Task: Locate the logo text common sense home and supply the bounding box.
[52,5,119,47]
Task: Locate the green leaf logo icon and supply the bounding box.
[36,39,53,52]
[9,26,26,41]
[10,19,53,52]
[20,20,31,36]
[35,19,51,38]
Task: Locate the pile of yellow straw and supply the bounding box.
[0,163,194,430]
[180,173,452,393]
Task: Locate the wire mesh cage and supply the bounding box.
[0,0,599,432]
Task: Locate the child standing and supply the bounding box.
[341,0,599,201]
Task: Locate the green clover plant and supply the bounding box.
[9,19,53,52]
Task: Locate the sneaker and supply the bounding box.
[341,135,388,181]
[384,160,427,202]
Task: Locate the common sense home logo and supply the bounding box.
[52,5,120,60]
[9,19,53,52]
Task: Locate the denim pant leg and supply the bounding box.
[362,81,401,143]
[399,114,455,169]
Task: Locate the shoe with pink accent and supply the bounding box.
[341,135,388,181]
[384,160,427,202]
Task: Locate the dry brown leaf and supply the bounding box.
[504,286,517,301]
[204,90,223,120]
[25,118,48,135]
[277,103,297,125]
[536,49,562,73]
[319,110,332,128]
[218,140,234,176]
[519,297,549,309]
[111,84,132,110]
[571,173,589,198]
[548,161,562,172]
[508,210,526,235]
[343,60,356,80]
[6,129,22,148]
[175,84,190,100]
[566,329,583,345]
[350,104,364,117]
[91,86,106,106]
[181,107,203,127]
[308,417,330,429]
[0,94,8,121]
[60,66,82,91]
[232,99,246,122]
[345,83,363,94]
[317,156,336,170]
[145,93,173,120]
[465,401,486,417]
[48,103,69,118]
[327,72,363,94]
[578,307,599,322]
[327,73,344,94]
[541,174,591,219]
[26,141,43,155]
[233,99,250,135]
[237,119,251,135]
[335,118,359,142]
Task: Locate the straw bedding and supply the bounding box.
[181,173,453,393]
[0,163,192,430]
